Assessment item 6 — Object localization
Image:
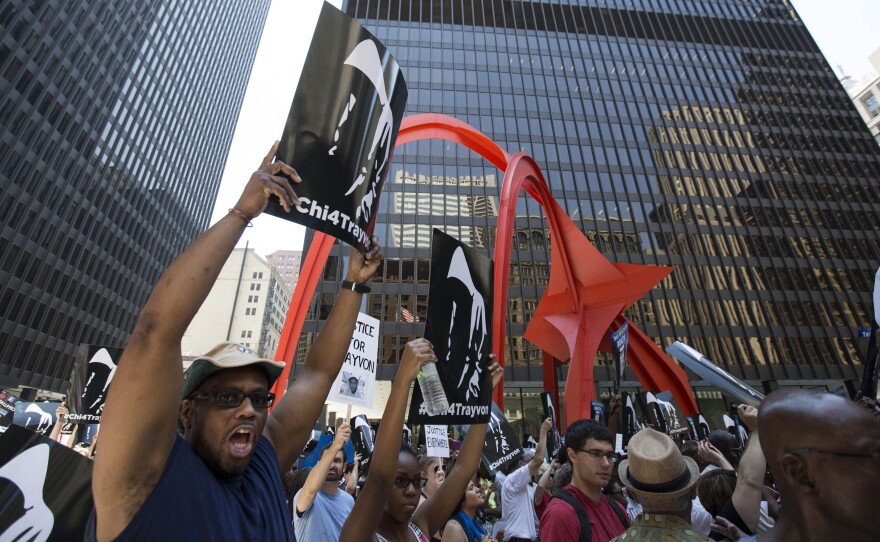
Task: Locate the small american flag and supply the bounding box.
[400,307,418,323]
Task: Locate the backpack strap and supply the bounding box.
[551,489,591,542]
[603,495,629,530]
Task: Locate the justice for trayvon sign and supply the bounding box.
[408,230,494,425]
[266,2,408,251]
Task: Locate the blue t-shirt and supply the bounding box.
[293,486,354,541]
[85,434,294,541]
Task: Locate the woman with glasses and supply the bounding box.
[339,338,502,542]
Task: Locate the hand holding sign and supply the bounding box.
[334,423,352,451]
[233,141,302,220]
[345,235,382,283]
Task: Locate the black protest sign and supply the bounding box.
[0,425,94,541]
[620,392,642,450]
[480,403,524,475]
[402,424,412,448]
[13,402,60,435]
[655,391,689,438]
[268,2,408,251]
[610,323,628,392]
[0,390,21,434]
[644,393,669,434]
[408,230,494,425]
[68,345,123,423]
[540,393,563,462]
[695,415,711,440]
[351,415,374,464]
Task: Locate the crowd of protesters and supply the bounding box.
[71,144,879,541]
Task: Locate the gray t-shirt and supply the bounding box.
[293,487,355,542]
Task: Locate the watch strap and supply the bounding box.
[341,280,371,293]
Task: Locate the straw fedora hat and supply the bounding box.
[618,428,699,499]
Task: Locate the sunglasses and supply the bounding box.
[188,390,275,409]
[433,464,448,474]
[394,475,428,490]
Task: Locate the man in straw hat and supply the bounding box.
[611,427,711,541]
[87,143,382,541]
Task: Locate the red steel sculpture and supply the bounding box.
[270,114,699,423]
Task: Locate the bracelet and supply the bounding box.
[341,280,371,293]
[228,208,253,227]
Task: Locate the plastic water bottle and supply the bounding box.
[417,361,449,416]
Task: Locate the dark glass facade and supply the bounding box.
[0,1,270,392]
[299,0,880,430]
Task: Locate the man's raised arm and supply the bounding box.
[265,239,382,471]
[92,142,299,541]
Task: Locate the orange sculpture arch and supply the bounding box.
[271,113,699,423]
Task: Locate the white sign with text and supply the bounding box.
[327,312,379,408]
[424,424,449,458]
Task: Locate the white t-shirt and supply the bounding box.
[500,463,538,540]
[691,496,713,536]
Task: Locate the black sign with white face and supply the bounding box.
[0,425,94,541]
[480,403,524,475]
[350,415,374,464]
[621,392,642,450]
[267,2,408,251]
[68,345,123,423]
[12,403,60,435]
[408,229,494,425]
[540,393,563,462]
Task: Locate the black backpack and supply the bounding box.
[550,489,629,542]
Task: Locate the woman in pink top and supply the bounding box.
[340,338,501,542]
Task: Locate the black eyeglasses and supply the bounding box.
[188,390,275,409]
[393,475,428,489]
[787,448,880,461]
[577,449,618,463]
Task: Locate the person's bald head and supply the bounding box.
[759,389,880,541]
[760,389,879,463]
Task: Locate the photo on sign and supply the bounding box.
[338,371,365,400]
[408,230,493,425]
[267,2,408,251]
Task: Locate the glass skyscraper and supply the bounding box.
[299,0,880,429]
[0,1,270,393]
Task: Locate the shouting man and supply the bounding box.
[87,143,382,541]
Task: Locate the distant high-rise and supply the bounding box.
[265,250,303,292]
[182,248,292,362]
[0,1,270,392]
[297,0,880,427]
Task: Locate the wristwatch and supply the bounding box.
[341,280,371,293]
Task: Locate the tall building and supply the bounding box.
[0,1,270,393]
[182,248,292,361]
[297,0,880,431]
[265,249,304,292]
[843,48,880,146]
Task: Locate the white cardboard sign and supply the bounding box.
[424,424,449,458]
[327,312,379,408]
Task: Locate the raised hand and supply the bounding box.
[486,355,502,390]
[231,141,301,220]
[737,404,758,432]
[399,338,437,383]
[345,236,383,284]
[334,423,352,450]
